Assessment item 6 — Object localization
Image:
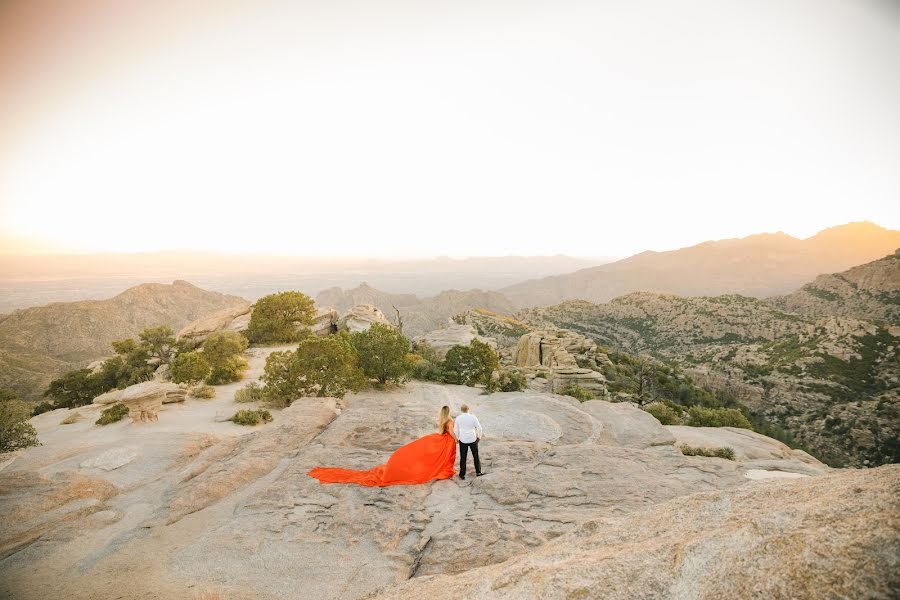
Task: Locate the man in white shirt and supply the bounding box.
[453,404,484,480]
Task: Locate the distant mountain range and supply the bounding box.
[518,251,900,467]
[316,283,515,336]
[0,281,248,399]
[502,222,900,307]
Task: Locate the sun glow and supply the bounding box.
[1,0,899,258]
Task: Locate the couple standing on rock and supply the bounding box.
[308,404,485,486]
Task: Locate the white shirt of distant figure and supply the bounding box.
[454,410,483,444]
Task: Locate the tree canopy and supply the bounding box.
[351,323,411,385]
[246,291,317,344]
[443,340,499,386]
[262,333,363,404]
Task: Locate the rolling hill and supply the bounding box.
[0,280,249,399]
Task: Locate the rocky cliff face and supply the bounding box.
[502,222,900,308]
[1,373,852,600]
[0,281,249,399]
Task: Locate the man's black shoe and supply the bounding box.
[459,474,465,480]
[476,472,485,477]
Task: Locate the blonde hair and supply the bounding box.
[439,405,451,434]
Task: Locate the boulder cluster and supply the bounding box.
[510,329,609,395]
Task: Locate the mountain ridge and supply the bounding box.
[0,280,249,399]
[502,222,900,307]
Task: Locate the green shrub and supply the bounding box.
[686,406,753,429]
[231,409,273,426]
[171,351,211,384]
[443,340,499,387]
[644,403,683,425]
[1,395,40,452]
[138,326,177,364]
[408,344,445,382]
[189,384,216,399]
[60,413,80,425]
[31,401,55,417]
[262,333,364,405]
[202,331,249,385]
[560,384,595,402]
[246,291,316,344]
[44,369,105,409]
[486,370,528,393]
[0,389,17,401]
[96,404,129,426]
[678,445,736,460]
[234,381,267,403]
[351,323,412,385]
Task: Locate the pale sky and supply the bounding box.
[1,0,898,258]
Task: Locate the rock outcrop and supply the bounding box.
[511,329,607,395]
[336,303,394,333]
[118,381,186,422]
[376,465,899,600]
[176,304,252,343]
[415,322,499,359]
[309,307,339,336]
[0,381,848,600]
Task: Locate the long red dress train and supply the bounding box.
[308,431,457,487]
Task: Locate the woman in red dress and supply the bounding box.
[308,405,457,487]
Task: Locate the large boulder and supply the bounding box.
[92,388,124,405]
[581,399,676,448]
[414,322,499,359]
[668,425,828,469]
[307,307,338,336]
[337,304,394,333]
[177,304,252,344]
[118,381,185,422]
[511,330,607,395]
[375,465,900,600]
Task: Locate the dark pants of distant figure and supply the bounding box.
[458,440,481,477]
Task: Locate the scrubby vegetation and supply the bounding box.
[95,403,129,426]
[31,401,54,417]
[443,340,499,386]
[685,406,753,429]
[138,326,178,365]
[44,326,186,409]
[246,291,316,344]
[170,351,211,384]
[202,331,249,385]
[485,369,528,393]
[231,409,273,426]
[60,413,80,425]
[351,323,412,385]
[234,381,267,403]
[43,368,105,409]
[189,384,216,399]
[262,333,364,405]
[0,388,40,452]
[408,344,446,382]
[560,384,595,402]
[643,402,683,425]
[678,444,736,460]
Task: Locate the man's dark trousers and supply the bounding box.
[458,440,481,477]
